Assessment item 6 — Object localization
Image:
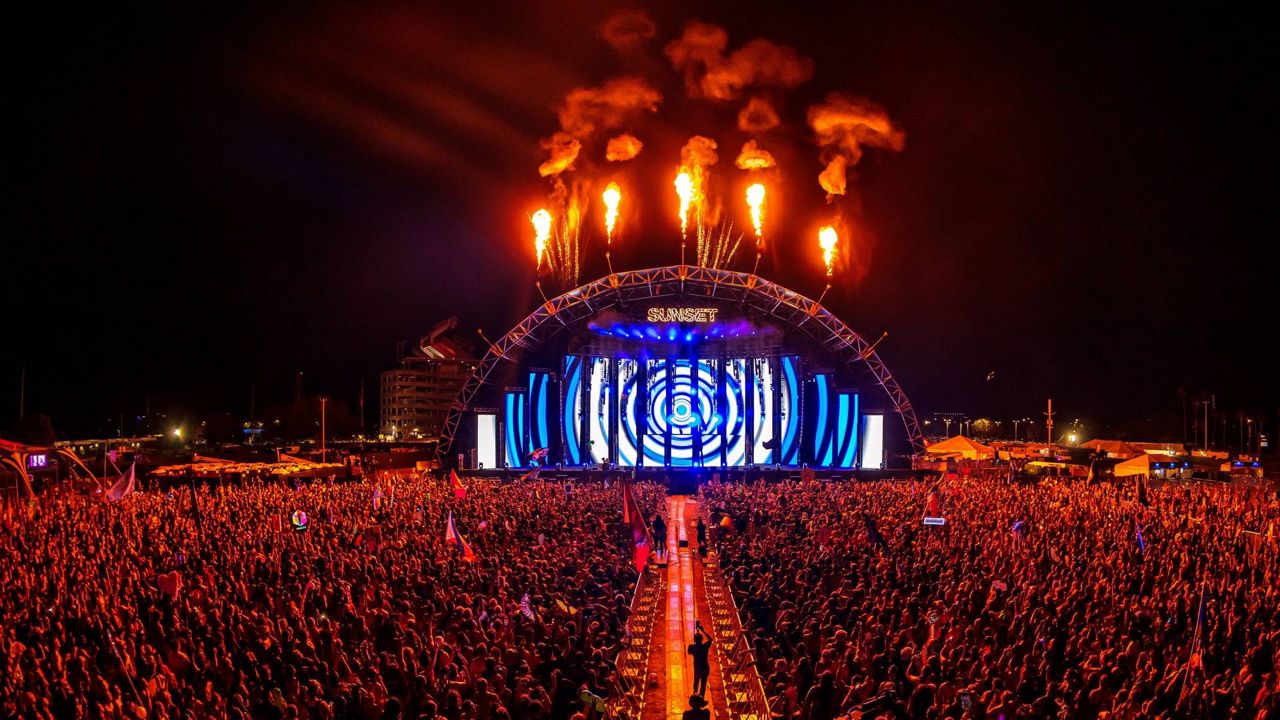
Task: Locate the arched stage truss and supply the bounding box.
[437,265,926,466]
[1,445,106,499]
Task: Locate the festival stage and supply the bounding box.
[440,265,928,479]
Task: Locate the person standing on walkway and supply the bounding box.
[688,631,712,696]
[653,513,667,557]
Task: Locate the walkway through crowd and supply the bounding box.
[637,495,734,720]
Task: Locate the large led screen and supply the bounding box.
[563,353,800,467]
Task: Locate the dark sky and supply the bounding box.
[7,1,1278,439]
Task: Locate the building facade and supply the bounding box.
[380,319,476,441]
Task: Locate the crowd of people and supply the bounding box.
[702,475,1279,719]
[0,473,665,720]
[4,465,1277,719]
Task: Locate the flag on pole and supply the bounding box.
[623,481,649,571]
[1188,585,1207,672]
[529,447,549,462]
[449,470,467,500]
[445,511,477,562]
[519,466,541,482]
[372,486,385,511]
[106,463,137,502]
[1134,520,1147,556]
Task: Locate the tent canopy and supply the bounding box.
[924,435,995,459]
[1114,454,1155,477]
[1079,439,1143,459]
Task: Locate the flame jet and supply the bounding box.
[746,183,765,246]
[675,172,694,240]
[819,225,838,276]
[532,209,552,270]
[602,182,621,244]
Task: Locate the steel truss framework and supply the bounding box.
[2,447,107,499]
[437,265,926,465]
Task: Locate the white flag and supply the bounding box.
[106,463,136,502]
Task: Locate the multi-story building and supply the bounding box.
[380,318,477,441]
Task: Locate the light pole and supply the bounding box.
[1045,399,1055,459]
[319,397,328,463]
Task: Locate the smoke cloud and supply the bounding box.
[606,133,644,162]
[807,93,905,163]
[737,97,781,133]
[680,135,719,170]
[735,140,776,171]
[557,77,662,139]
[601,10,657,54]
[538,132,582,177]
[818,156,847,196]
[664,21,728,97]
[540,77,661,176]
[665,21,811,101]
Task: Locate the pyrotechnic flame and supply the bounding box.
[602,182,621,244]
[675,171,694,239]
[819,225,838,277]
[532,209,552,269]
[746,183,765,245]
[679,136,719,264]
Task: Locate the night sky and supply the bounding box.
[7,2,1278,440]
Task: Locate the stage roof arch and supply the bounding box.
[437,265,926,464]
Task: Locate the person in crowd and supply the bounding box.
[695,517,707,560]
[681,694,709,720]
[653,513,667,558]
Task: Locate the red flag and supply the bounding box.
[623,482,649,572]
[925,488,942,518]
[450,470,467,500]
[632,541,649,573]
[445,511,477,562]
